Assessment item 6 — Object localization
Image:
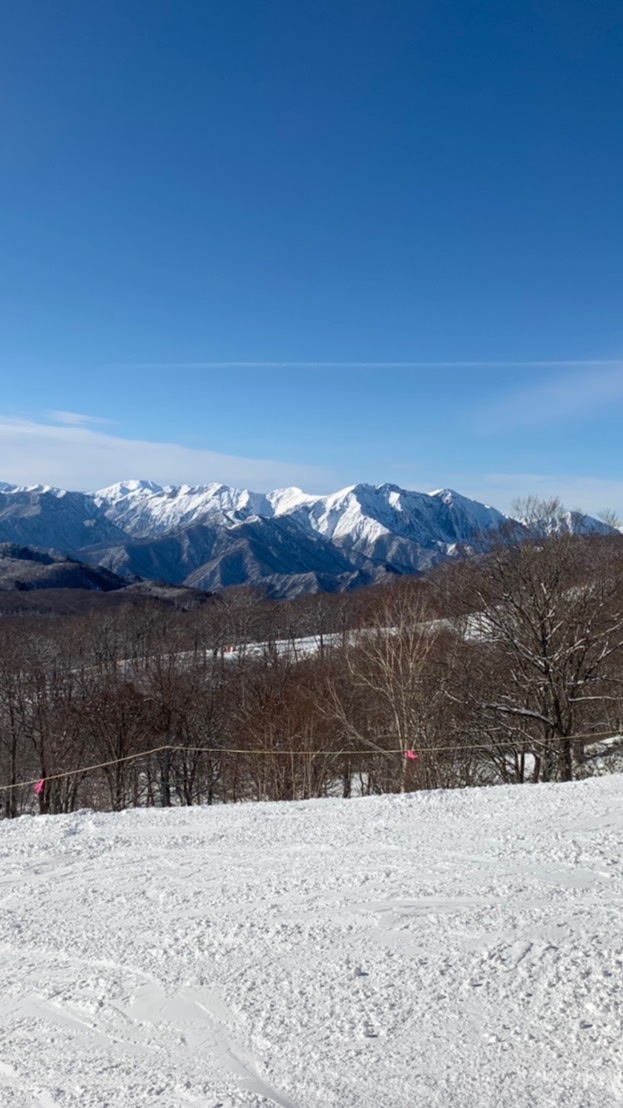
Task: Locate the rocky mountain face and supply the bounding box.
[0,481,613,598]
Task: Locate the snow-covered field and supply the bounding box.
[1,778,622,1108]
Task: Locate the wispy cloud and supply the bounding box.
[114,359,622,370]
[477,366,623,430]
[46,410,115,427]
[456,472,623,517]
[0,416,330,492]
[3,415,622,518]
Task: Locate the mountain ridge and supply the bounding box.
[0,479,615,598]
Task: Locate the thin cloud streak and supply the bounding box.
[46,410,115,427]
[114,359,622,370]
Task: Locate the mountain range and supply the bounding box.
[0,480,614,598]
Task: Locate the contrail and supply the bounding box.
[114,359,622,370]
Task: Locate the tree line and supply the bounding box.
[2,503,623,817]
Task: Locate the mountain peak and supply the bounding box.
[0,477,612,598]
[430,487,463,502]
[96,479,164,499]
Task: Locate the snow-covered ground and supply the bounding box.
[1,778,622,1108]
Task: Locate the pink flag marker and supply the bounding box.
[34,779,45,795]
[405,749,418,761]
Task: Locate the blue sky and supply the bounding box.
[1,1,622,513]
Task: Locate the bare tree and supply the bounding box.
[323,579,441,792]
[451,513,623,782]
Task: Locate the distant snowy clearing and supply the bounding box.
[1,779,623,1108]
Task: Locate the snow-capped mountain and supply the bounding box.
[0,480,614,597]
[94,480,276,537]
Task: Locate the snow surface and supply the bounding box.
[1,777,623,1107]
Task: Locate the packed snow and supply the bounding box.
[1,777,622,1107]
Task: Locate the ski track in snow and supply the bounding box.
[1,779,623,1107]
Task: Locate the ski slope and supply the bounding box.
[1,777,622,1108]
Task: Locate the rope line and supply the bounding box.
[1,730,621,793]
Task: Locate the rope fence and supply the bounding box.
[1,729,621,794]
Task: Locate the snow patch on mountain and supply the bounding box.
[96,480,275,536]
[92,479,510,549]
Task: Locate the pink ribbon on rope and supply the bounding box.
[405,749,418,761]
[33,779,45,795]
